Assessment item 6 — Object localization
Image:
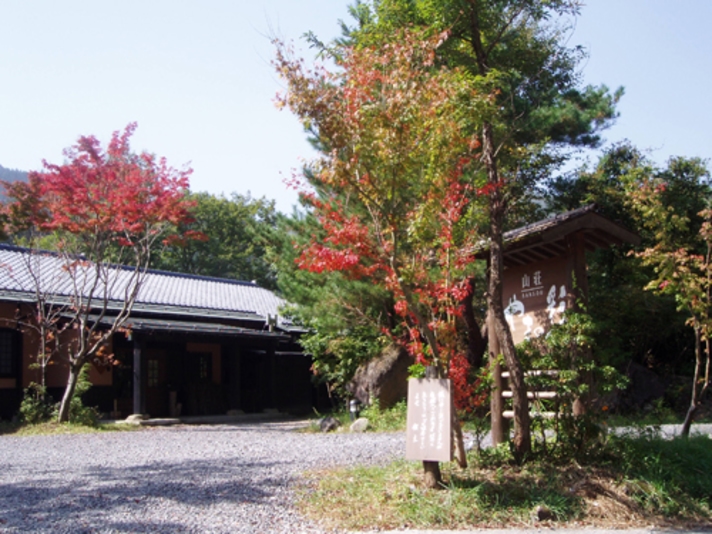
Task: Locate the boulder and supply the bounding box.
[348,344,410,409]
[532,504,556,522]
[319,416,341,433]
[619,362,667,411]
[349,417,369,433]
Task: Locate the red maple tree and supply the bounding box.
[275,30,492,478]
[2,123,198,422]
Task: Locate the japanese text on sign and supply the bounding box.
[405,378,452,462]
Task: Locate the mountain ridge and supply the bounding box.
[0,164,28,184]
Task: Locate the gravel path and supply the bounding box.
[0,421,404,533]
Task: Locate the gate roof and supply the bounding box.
[477,205,640,268]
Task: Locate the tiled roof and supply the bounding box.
[0,244,287,324]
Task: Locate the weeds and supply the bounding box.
[360,400,407,432]
[611,434,712,517]
[303,400,408,433]
[297,433,712,530]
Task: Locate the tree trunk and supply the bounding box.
[461,276,486,369]
[487,253,531,460]
[423,461,442,489]
[681,326,704,438]
[681,403,697,438]
[452,401,468,468]
[483,122,531,461]
[57,362,82,423]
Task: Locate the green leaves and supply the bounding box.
[275,27,487,374]
[153,192,278,288]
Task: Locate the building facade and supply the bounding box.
[0,244,318,420]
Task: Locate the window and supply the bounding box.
[199,355,209,381]
[147,359,159,387]
[0,329,19,378]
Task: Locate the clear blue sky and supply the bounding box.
[1,1,710,213]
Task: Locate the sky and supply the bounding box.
[1,1,710,214]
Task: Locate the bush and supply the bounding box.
[360,399,407,432]
[516,306,627,460]
[67,365,100,426]
[18,365,100,427]
[19,382,54,424]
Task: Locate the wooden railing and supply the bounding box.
[500,370,559,419]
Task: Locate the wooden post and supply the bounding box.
[567,233,591,417]
[423,365,442,489]
[132,336,145,415]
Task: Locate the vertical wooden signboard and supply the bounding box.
[405,378,452,462]
[502,256,571,345]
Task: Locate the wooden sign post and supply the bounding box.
[405,378,452,463]
[484,207,641,445]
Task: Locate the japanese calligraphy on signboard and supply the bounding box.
[405,378,452,462]
[503,256,571,345]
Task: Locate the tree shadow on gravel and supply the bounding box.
[0,457,298,532]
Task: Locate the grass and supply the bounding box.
[297,434,712,531]
[301,400,409,433]
[0,420,142,436]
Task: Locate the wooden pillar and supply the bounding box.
[229,346,241,410]
[267,345,276,409]
[488,309,508,445]
[423,366,442,488]
[566,232,589,309]
[132,336,145,415]
[567,232,590,416]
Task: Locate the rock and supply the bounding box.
[140,418,180,427]
[125,414,149,423]
[349,417,369,433]
[319,416,341,433]
[532,504,556,521]
[348,344,411,409]
[463,432,476,451]
[226,409,244,416]
[621,362,667,410]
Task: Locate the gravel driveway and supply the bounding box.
[3,421,710,534]
[0,421,404,533]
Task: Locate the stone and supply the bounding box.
[348,344,410,409]
[140,418,180,427]
[532,504,556,521]
[319,416,341,433]
[620,362,667,410]
[125,414,149,423]
[349,417,369,433]
[226,409,245,416]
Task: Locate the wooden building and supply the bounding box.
[0,244,317,420]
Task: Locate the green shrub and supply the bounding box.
[360,399,408,432]
[19,382,54,424]
[516,306,628,460]
[67,365,100,426]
